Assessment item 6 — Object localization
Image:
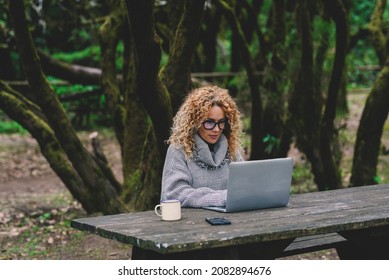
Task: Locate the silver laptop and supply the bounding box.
[203,157,294,212]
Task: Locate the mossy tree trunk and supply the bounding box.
[124,0,173,156]
[227,1,262,96]
[350,62,389,186]
[217,1,290,159]
[122,0,204,210]
[7,0,127,214]
[98,2,127,149]
[160,0,206,113]
[0,81,95,211]
[368,0,388,66]
[120,17,162,211]
[260,0,289,159]
[289,0,348,191]
[289,0,325,189]
[351,0,389,187]
[318,0,349,189]
[122,0,172,211]
[97,0,202,211]
[94,0,164,211]
[197,7,222,77]
[215,0,264,160]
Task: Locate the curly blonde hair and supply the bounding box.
[168,85,243,160]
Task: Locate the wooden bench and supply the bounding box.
[280,233,346,258]
[72,184,389,260]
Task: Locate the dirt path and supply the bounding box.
[0,133,131,260]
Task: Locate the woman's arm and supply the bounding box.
[161,146,227,207]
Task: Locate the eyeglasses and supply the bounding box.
[202,119,227,130]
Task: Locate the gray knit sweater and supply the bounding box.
[161,133,243,207]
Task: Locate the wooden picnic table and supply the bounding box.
[71,184,389,259]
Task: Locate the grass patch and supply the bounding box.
[291,161,317,194]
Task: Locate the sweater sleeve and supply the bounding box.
[161,146,227,208]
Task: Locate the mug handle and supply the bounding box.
[154,204,162,217]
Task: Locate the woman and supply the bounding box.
[161,85,244,208]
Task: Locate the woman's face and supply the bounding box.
[198,105,226,144]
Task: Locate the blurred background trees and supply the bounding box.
[0,0,388,214]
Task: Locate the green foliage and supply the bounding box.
[50,79,96,96]
[214,37,231,72]
[350,1,375,32]
[160,51,169,68]
[227,72,250,96]
[38,212,52,223]
[0,119,26,134]
[348,1,379,88]
[257,0,272,34]
[262,133,280,154]
[48,77,110,130]
[374,175,382,184]
[52,45,100,65]
[116,41,124,70]
[291,161,317,194]
[348,41,379,89]
[52,42,124,71]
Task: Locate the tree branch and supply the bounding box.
[0,80,99,213]
[38,50,102,85]
[125,0,173,156]
[8,0,126,214]
[369,0,388,65]
[98,2,126,148]
[89,132,122,194]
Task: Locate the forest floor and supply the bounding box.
[0,88,388,260]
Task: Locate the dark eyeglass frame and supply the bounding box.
[202,119,228,130]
